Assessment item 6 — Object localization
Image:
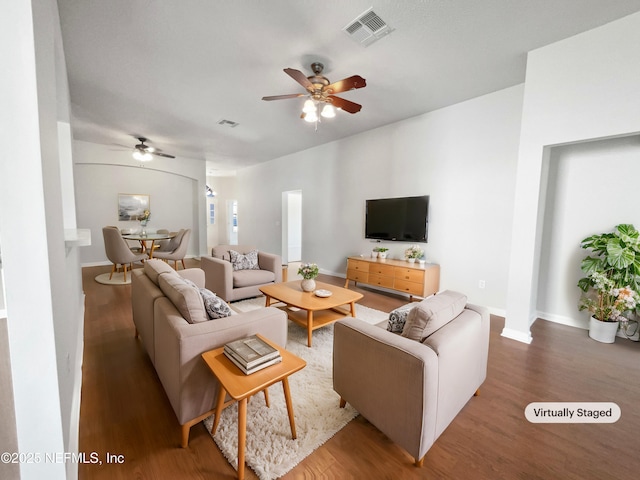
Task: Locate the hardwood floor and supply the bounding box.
[79,261,640,479]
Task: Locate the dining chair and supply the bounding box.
[152,229,190,270]
[153,228,171,253]
[120,227,144,253]
[102,226,149,282]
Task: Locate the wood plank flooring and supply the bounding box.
[79,260,640,479]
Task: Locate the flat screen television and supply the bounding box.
[365,195,429,242]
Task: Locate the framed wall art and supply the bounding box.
[118,194,150,221]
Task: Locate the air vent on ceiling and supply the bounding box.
[217,119,239,128]
[343,7,393,47]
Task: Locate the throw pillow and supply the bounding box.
[229,249,259,271]
[200,288,233,319]
[144,258,177,285]
[387,302,416,333]
[157,273,208,324]
[401,290,467,341]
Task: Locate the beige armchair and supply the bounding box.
[333,291,490,467]
[102,226,148,282]
[200,245,282,302]
[153,229,190,270]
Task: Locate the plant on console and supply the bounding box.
[404,244,423,260]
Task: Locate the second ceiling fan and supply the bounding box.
[262,62,366,123]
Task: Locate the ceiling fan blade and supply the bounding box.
[328,95,362,114]
[153,151,175,159]
[325,75,367,94]
[262,93,306,101]
[284,68,314,92]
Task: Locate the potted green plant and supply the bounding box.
[404,244,423,263]
[138,209,151,235]
[577,224,640,343]
[374,246,389,259]
[298,262,319,292]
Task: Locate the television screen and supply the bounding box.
[365,195,429,242]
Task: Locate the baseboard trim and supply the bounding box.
[501,327,533,344]
[536,311,588,330]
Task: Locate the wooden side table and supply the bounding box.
[201,335,306,480]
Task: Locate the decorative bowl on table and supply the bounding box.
[314,289,332,298]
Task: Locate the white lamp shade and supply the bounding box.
[302,99,316,113]
[303,110,318,123]
[321,104,336,118]
[133,150,153,161]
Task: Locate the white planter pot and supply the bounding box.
[301,278,316,292]
[371,251,378,258]
[378,252,388,259]
[588,316,619,343]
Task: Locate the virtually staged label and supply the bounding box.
[525,402,620,423]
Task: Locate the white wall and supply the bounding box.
[537,136,640,328]
[237,85,524,311]
[0,0,83,478]
[73,141,208,263]
[505,11,640,342]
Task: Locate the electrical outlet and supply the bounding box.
[478,280,486,289]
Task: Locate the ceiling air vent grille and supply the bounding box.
[343,8,393,47]
[217,119,239,128]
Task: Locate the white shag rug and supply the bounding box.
[203,296,388,480]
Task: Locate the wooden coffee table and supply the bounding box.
[201,335,306,480]
[260,281,363,347]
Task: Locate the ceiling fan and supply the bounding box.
[130,137,175,161]
[262,62,366,123]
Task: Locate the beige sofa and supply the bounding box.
[333,291,489,467]
[131,259,288,447]
[200,245,282,302]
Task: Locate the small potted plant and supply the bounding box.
[577,224,640,342]
[374,246,389,259]
[298,262,319,292]
[404,244,423,263]
[138,209,151,235]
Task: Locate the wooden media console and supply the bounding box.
[344,256,440,301]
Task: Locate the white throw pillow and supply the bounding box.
[229,249,259,271]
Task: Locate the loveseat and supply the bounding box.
[200,244,282,302]
[333,290,489,467]
[131,259,288,447]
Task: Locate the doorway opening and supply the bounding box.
[282,190,302,278]
[227,200,238,245]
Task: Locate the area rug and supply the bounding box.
[203,297,388,480]
[94,271,131,285]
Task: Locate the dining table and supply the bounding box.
[121,233,172,259]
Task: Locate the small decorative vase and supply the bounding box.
[407,258,416,264]
[301,278,316,292]
[371,251,378,258]
[588,316,619,343]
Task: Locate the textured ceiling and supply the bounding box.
[57,0,640,173]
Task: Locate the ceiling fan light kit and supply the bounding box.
[130,137,175,161]
[262,62,366,129]
[132,150,153,161]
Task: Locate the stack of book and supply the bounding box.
[223,335,282,375]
